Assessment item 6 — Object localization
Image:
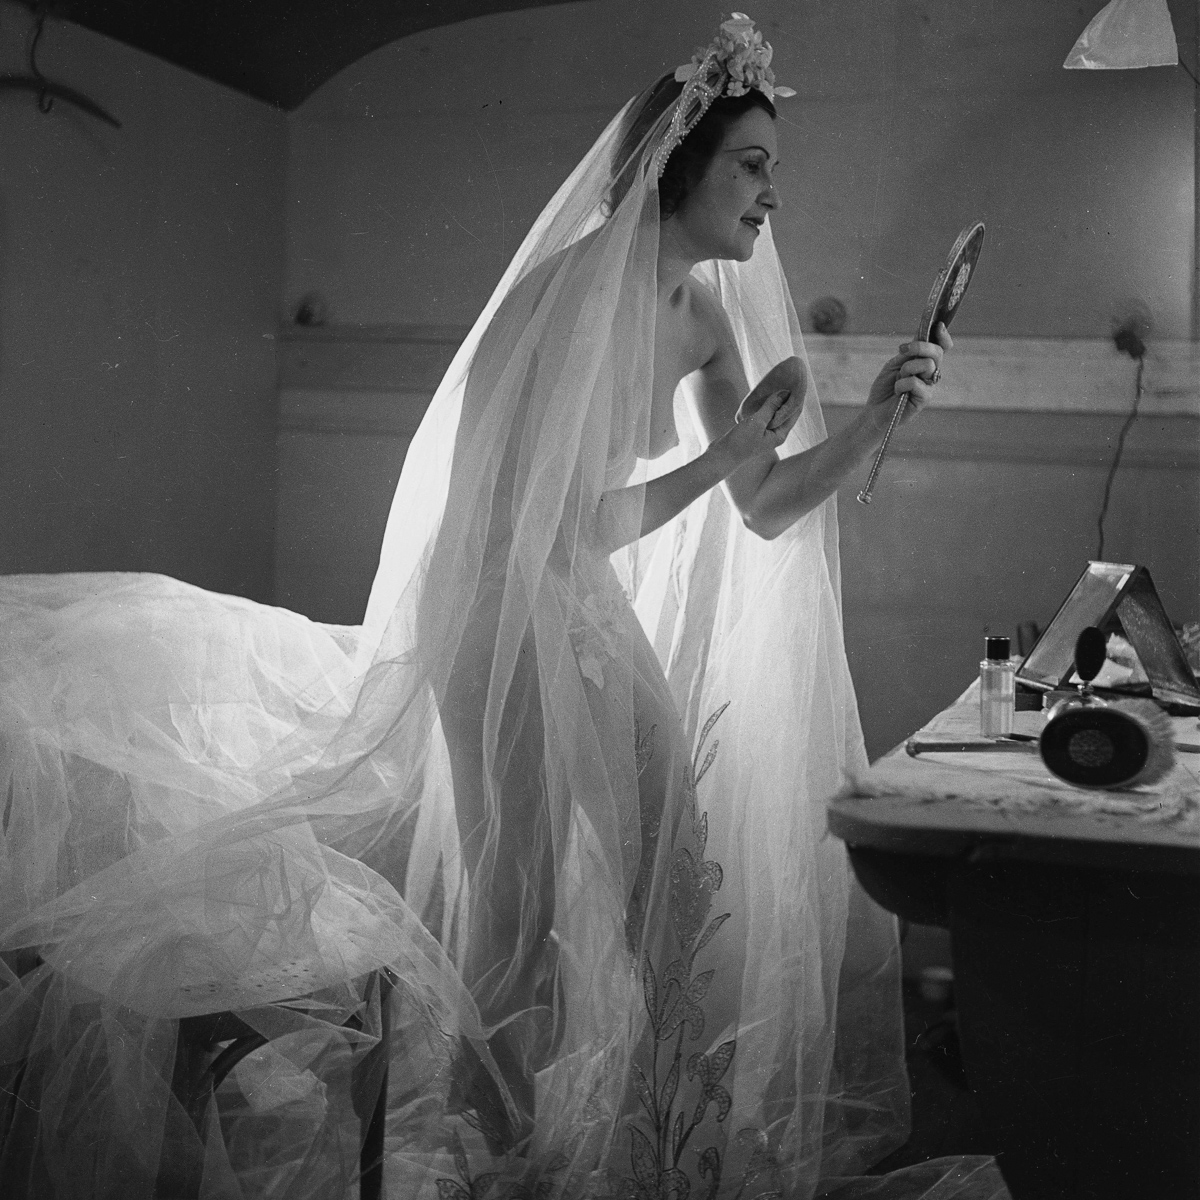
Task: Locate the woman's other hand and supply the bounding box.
[717,389,797,467]
[737,355,806,429]
[714,356,807,471]
[866,321,953,424]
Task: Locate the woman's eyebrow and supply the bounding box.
[725,144,779,167]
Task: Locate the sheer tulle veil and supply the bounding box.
[0,68,1008,1200]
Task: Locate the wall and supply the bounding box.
[285,0,1197,339]
[0,5,286,598]
[279,0,1198,764]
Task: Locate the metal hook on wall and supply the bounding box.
[0,5,121,128]
[30,8,53,112]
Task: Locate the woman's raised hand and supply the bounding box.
[866,321,953,423]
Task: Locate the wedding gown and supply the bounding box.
[0,83,1008,1200]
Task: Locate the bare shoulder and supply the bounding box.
[655,277,748,444]
[679,276,739,368]
[679,278,748,419]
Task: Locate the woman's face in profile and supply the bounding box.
[672,107,781,263]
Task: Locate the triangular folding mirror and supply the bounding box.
[1017,561,1200,712]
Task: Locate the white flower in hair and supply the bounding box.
[673,12,797,104]
[655,12,795,176]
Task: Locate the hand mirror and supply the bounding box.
[858,221,986,504]
[915,221,986,343]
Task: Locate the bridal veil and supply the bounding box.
[0,62,1006,1200]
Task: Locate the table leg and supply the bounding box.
[948,859,1200,1200]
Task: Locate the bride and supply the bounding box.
[0,13,1003,1199]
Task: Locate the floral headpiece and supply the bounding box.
[654,13,795,176]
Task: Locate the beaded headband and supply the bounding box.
[653,12,795,177]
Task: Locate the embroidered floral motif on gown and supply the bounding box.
[0,75,1008,1200]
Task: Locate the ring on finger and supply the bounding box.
[930,367,941,385]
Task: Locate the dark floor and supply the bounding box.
[870,979,996,1171]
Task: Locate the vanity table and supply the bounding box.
[829,691,1200,1199]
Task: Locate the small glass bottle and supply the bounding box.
[979,635,1015,737]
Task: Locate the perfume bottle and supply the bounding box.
[979,635,1015,737]
[1039,626,1175,789]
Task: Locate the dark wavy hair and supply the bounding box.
[606,74,777,219]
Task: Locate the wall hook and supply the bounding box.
[0,7,121,128]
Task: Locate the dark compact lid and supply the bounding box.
[985,635,1010,661]
[1039,706,1150,789]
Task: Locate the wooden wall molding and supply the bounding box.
[808,335,1198,418]
[279,324,462,397]
[278,325,1199,471]
[279,389,430,436]
[279,325,1199,418]
[823,407,1196,471]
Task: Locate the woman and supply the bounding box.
[409,36,950,1165]
[0,14,1003,1200]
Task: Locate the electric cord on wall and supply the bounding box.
[1094,344,1145,561]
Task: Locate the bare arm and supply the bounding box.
[690,295,952,540]
[595,388,795,552]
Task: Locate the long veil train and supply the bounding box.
[0,77,1007,1199]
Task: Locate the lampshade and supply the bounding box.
[1064,0,1179,70]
